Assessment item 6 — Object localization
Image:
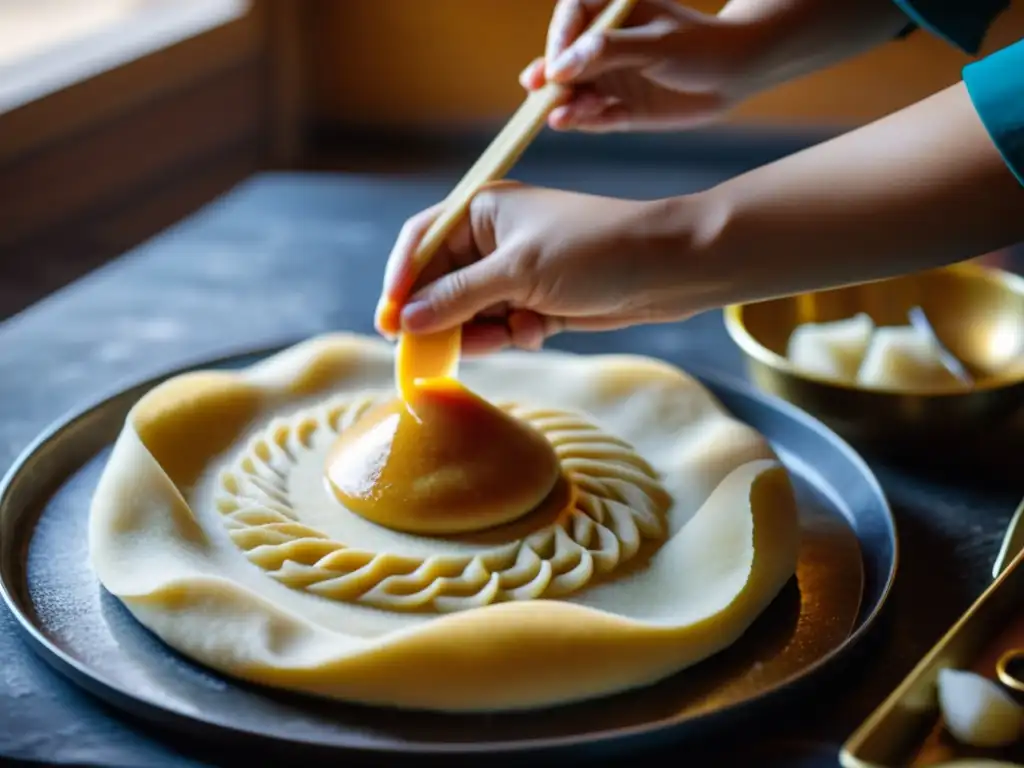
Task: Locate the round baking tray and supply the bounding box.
[0,342,896,764]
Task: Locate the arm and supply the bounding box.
[683,42,1024,307]
[716,0,1012,98]
[377,9,1024,350]
[718,0,1011,98]
[718,0,912,96]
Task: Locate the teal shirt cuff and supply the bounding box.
[891,0,1009,54]
[964,41,1024,187]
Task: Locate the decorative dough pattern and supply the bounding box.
[217,394,669,612]
[89,334,800,713]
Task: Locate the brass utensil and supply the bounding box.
[996,646,1024,695]
[724,263,1024,473]
[841,494,1024,767]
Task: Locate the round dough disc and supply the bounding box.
[88,334,800,712]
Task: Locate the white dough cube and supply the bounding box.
[938,668,1023,748]
[786,313,875,383]
[856,325,967,392]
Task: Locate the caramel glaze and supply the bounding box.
[325,377,562,535]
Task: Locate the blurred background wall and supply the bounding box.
[301,0,1024,131]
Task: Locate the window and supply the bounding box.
[0,0,249,113]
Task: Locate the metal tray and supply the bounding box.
[842,499,1024,768]
[0,345,896,764]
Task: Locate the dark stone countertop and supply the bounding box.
[0,130,1021,767]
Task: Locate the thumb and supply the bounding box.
[399,252,518,334]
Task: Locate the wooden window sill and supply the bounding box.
[0,0,249,114]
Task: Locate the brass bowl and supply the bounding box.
[724,263,1024,478]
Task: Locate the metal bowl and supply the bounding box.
[724,263,1024,477]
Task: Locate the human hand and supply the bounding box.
[521,0,910,133]
[375,183,721,354]
[520,0,762,132]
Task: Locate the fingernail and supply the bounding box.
[549,105,572,128]
[520,57,545,90]
[376,298,400,335]
[377,321,397,342]
[400,300,434,331]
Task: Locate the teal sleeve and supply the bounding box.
[964,40,1024,187]
[891,0,1009,53]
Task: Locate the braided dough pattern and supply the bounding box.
[217,393,670,612]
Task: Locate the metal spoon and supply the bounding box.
[992,496,1024,579]
[908,305,975,386]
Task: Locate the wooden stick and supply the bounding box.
[393,0,638,398]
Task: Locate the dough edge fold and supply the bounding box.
[88,332,800,712]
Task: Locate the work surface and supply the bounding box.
[0,130,1021,767]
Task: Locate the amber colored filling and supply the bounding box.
[324,377,562,535]
[394,326,462,401]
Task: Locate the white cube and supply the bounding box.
[786,313,875,383]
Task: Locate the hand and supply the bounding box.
[521,0,760,132]
[375,183,721,354]
[521,0,911,133]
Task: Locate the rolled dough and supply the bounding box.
[89,334,800,712]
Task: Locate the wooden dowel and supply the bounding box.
[394,0,638,397]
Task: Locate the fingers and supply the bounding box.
[374,198,484,338]
[376,202,447,335]
[548,23,670,83]
[545,0,601,71]
[554,90,725,133]
[460,311,560,357]
[378,183,523,340]
[400,251,518,335]
[516,3,587,94]
[545,0,680,74]
[547,0,691,82]
[507,310,547,351]
[461,322,513,357]
[548,87,623,130]
[518,57,546,90]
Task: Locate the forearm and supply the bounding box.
[719,0,910,96]
[687,81,1024,307]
